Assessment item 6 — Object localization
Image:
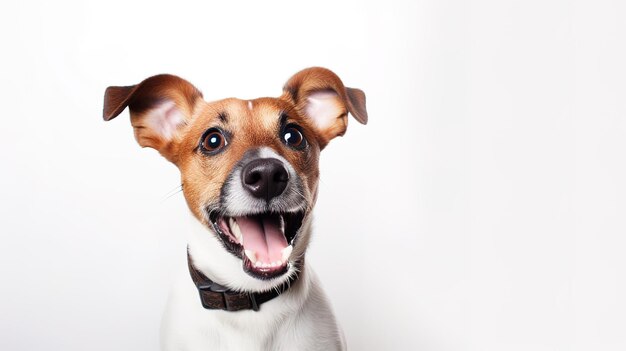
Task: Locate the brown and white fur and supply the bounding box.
[103,67,368,351]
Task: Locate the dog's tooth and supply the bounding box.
[281,245,293,262]
[230,219,243,243]
[244,250,257,264]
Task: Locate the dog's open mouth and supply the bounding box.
[209,211,304,279]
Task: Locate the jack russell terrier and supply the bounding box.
[103,67,368,350]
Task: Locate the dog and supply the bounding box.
[103,67,368,350]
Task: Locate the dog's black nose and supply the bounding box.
[241,158,289,201]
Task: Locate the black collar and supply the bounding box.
[187,251,298,312]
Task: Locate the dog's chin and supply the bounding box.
[207,209,305,280]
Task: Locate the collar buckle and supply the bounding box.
[248,292,259,311]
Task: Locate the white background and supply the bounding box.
[1,1,625,350]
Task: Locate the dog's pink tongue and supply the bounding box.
[236,215,288,263]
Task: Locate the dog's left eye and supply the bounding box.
[282,124,307,150]
[200,128,227,154]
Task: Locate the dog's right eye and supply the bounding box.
[282,124,307,150]
[200,128,228,154]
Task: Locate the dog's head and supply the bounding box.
[103,67,367,289]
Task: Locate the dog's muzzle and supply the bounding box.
[208,153,307,280]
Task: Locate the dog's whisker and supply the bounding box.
[160,184,184,202]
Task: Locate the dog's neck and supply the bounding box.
[187,251,299,312]
[185,217,310,311]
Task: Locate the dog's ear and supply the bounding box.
[281,67,368,149]
[103,74,203,162]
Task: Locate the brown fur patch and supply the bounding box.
[175,98,321,223]
[102,68,367,221]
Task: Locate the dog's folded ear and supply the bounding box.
[103,74,203,162]
[281,67,368,149]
